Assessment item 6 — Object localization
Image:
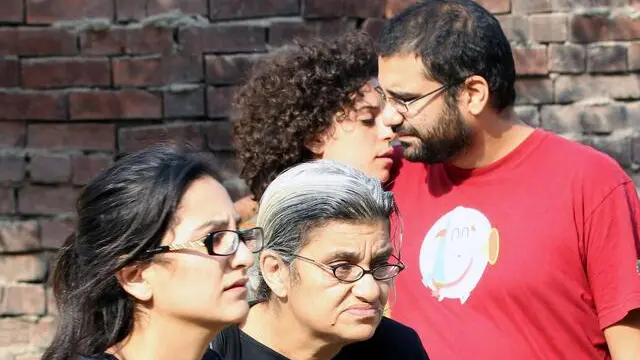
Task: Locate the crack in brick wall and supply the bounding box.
[0,0,638,358]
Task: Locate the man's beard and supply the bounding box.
[395,98,472,164]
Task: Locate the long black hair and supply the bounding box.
[42,145,223,360]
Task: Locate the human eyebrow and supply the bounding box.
[386,89,422,101]
[373,247,394,263]
[193,218,230,235]
[323,249,361,263]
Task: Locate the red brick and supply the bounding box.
[0,318,31,348]
[0,284,46,316]
[205,54,258,85]
[116,0,146,21]
[0,187,15,213]
[69,90,162,120]
[0,0,24,22]
[587,44,627,73]
[0,221,39,252]
[210,0,300,19]
[0,155,25,183]
[571,13,640,43]
[28,123,115,150]
[72,154,113,185]
[513,46,549,75]
[179,25,266,53]
[304,0,344,18]
[362,18,387,39]
[555,74,640,103]
[630,42,640,71]
[0,58,19,87]
[549,43,585,73]
[512,0,551,13]
[147,0,208,16]
[29,154,71,184]
[515,78,553,105]
[0,27,77,56]
[41,219,75,249]
[0,92,66,120]
[30,316,56,348]
[81,27,174,55]
[385,0,417,17]
[0,254,47,282]
[553,0,629,11]
[475,0,511,14]
[113,56,163,86]
[529,14,568,42]
[18,185,77,214]
[0,123,25,149]
[26,0,115,23]
[344,0,384,18]
[22,58,111,89]
[164,86,205,118]
[163,55,204,84]
[204,121,233,151]
[540,104,582,133]
[497,14,529,43]
[269,20,355,47]
[207,86,237,118]
[46,288,58,316]
[118,123,205,154]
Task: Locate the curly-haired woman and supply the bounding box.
[232,31,399,225]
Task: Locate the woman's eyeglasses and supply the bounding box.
[287,253,405,282]
[145,227,264,257]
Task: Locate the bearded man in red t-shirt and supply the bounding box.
[375,1,640,359]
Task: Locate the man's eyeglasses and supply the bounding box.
[375,85,446,115]
[287,253,405,282]
[145,227,264,257]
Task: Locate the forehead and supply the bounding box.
[378,53,429,89]
[301,220,390,253]
[174,176,235,225]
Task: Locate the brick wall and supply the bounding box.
[0,0,638,358]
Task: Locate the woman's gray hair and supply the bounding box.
[249,160,398,301]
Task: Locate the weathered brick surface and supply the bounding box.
[210,0,300,19]
[587,44,628,73]
[0,254,47,283]
[18,186,77,215]
[1,1,640,358]
[0,221,39,252]
[22,58,111,89]
[529,14,568,43]
[71,154,112,186]
[28,124,115,150]
[29,154,72,184]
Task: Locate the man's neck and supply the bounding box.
[449,108,534,169]
[241,302,345,360]
[108,312,220,360]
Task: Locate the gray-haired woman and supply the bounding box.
[207,160,429,360]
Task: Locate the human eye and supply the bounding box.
[359,118,376,127]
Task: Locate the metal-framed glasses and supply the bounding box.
[287,253,405,282]
[145,227,264,257]
[375,84,447,114]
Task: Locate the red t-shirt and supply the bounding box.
[390,129,640,359]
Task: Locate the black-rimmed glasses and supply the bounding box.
[287,253,405,282]
[375,85,446,114]
[145,227,264,257]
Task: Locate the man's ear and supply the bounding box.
[461,75,490,116]
[116,263,153,302]
[259,250,290,298]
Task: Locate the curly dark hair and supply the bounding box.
[233,30,378,201]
